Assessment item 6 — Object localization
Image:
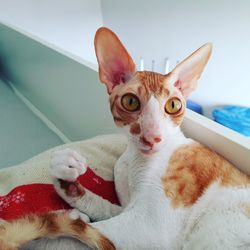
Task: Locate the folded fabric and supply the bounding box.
[187,100,203,114]
[212,106,250,136]
[0,134,126,221]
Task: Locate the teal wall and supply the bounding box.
[0,79,62,168]
[0,23,117,142]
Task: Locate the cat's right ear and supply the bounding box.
[94,27,136,94]
[168,43,212,98]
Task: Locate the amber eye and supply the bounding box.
[165,98,182,114]
[121,93,140,112]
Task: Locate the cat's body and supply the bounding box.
[19,136,250,250]
[1,28,250,250]
[93,133,192,250]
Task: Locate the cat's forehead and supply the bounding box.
[131,71,176,97]
[112,71,176,97]
[136,71,167,94]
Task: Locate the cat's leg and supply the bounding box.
[50,148,122,221]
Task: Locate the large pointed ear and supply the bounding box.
[168,43,213,98]
[94,27,136,94]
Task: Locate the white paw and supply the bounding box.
[50,148,87,181]
[69,209,90,223]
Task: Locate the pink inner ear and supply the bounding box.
[174,80,181,90]
[107,59,131,87]
[174,80,181,89]
[95,28,136,93]
[110,71,126,87]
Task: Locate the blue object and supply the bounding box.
[187,100,203,114]
[212,106,250,136]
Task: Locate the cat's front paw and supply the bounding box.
[50,148,87,181]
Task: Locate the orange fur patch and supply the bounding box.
[136,71,167,96]
[162,143,250,208]
[39,213,60,234]
[98,237,116,250]
[130,122,141,135]
[71,218,87,233]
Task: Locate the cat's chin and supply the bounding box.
[140,148,158,156]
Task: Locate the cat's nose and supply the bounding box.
[140,135,161,147]
[154,136,161,143]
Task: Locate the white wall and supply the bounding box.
[0,0,103,64]
[101,0,250,117]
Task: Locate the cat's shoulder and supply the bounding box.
[169,141,225,166]
[161,141,250,208]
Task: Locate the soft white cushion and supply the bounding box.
[0,134,126,196]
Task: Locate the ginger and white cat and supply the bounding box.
[0,27,250,250]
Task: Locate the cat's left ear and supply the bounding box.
[94,27,136,94]
[168,43,213,98]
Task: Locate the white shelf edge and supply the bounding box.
[0,19,98,72]
[185,109,250,149]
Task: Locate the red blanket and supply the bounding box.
[0,167,119,221]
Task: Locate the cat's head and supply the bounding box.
[94,27,212,155]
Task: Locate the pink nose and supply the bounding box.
[140,136,161,147]
[154,136,162,143]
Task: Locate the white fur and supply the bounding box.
[43,97,250,249]
[49,148,87,181]
[69,209,90,223]
[183,184,250,249]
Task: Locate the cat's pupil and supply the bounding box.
[129,98,134,106]
[171,101,175,109]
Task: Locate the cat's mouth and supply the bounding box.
[140,145,158,155]
[140,148,156,155]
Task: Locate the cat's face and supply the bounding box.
[94,27,212,155]
[109,71,185,154]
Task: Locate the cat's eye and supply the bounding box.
[121,93,140,112]
[165,98,182,114]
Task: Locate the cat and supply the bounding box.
[0,27,250,250]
